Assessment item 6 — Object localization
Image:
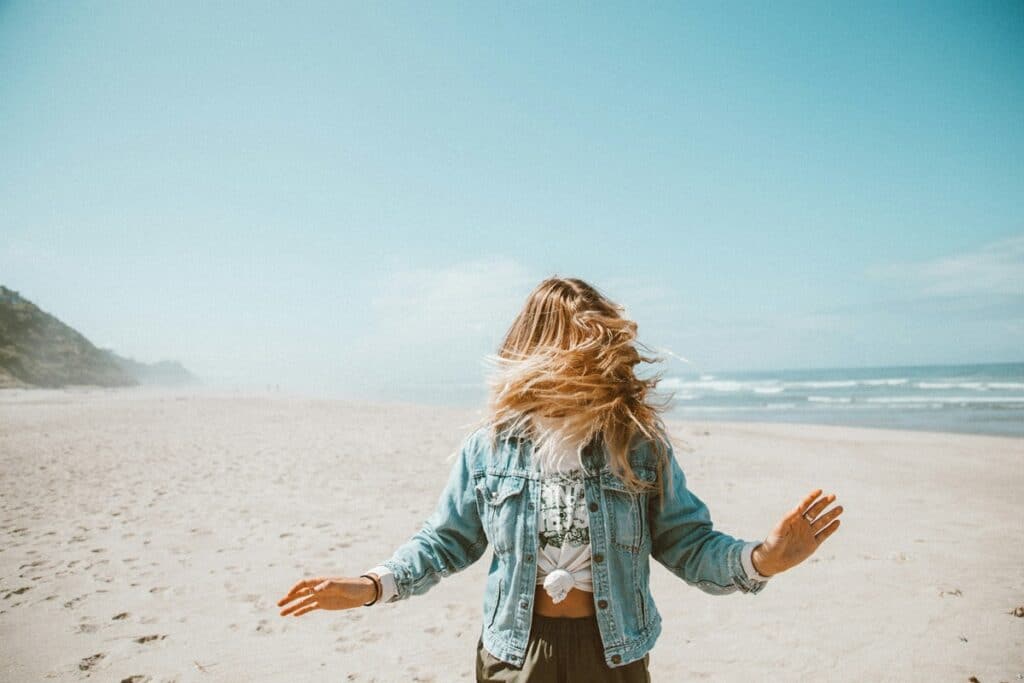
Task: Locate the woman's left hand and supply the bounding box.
[751,489,843,577]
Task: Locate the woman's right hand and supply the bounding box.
[277,576,377,617]
[751,489,843,577]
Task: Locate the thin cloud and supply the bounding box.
[868,234,1024,298]
[367,256,539,344]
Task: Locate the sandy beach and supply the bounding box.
[1,388,1021,682]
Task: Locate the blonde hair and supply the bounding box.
[478,276,674,494]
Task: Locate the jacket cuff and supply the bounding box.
[740,541,773,583]
[364,565,398,604]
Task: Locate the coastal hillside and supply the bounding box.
[106,352,196,387]
[0,285,195,389]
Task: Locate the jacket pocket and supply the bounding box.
[476,474,527,554]
[600,474,643,553]
[636,586,647,627]
[488,577,504,630]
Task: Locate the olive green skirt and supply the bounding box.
[475,613,651,682]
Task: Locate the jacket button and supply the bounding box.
[520,601,528,610]
[611,655,622,664]
[597,599,608,609]
[593,553,604,563]
[525,554,533,562]
[588,502,598,512]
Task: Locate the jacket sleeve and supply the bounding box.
[648,439,770,595]
[368,432,489,603]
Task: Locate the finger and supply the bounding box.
[791,489,823,517]
[814,518,840,543]
[278,579,315,606]
[280,594,316,616]
[278,585,315,608]
[279,594,317,617]
[293,604,320,617]
[811,505,843,533]
[806,493,837,521]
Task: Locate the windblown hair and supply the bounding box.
[479,276,675,495]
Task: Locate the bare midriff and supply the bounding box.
[533,585,596,618]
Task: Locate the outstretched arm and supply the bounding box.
[648,438,843,595]
[648,442,771,595]
[277,432,488,617]
[367,434,488,602]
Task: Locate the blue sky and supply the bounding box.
[1,2,1021,401]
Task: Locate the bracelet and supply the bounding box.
[359,573,382,607]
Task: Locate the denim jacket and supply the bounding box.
[369,426,770,669]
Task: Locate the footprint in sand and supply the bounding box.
[78,653,105,671]
[134,634,166,644]
[120,676,151,683]
[4,586,31,599]
[112,612,129,620]
[237,593,266,609]
[63,594,86,609]
[405,668,435,682]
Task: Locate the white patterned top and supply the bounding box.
[534,464,593,603]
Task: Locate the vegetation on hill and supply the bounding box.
[0,285,196,389]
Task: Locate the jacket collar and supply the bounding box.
[581,433,608,475]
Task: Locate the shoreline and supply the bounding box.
[2,385,1021,441]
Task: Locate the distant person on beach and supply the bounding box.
[278,276,844,681]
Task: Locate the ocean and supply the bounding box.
[656,361,1024,437]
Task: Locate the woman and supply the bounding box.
[278,277,844,681]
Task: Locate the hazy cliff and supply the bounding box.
[0,285,196,389]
